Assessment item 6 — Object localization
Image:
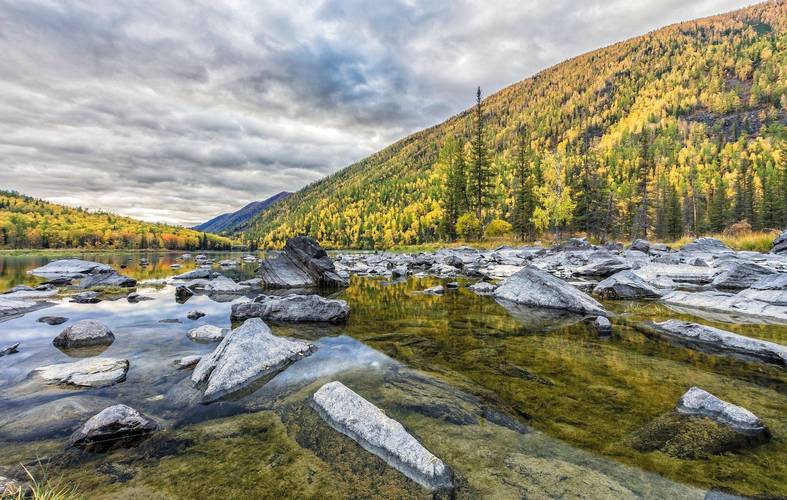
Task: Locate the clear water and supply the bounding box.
[0,252,784,498]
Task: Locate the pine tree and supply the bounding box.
[666,185,683,239]
[511,127,535,240]
[440,138,468,240]
[469,87,492,219]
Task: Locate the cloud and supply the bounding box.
[0,0,759,225]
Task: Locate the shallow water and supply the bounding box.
[0,252,785,498]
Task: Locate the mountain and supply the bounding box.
[193,191,291,234]
[245,1,786,249]
[0,190,235,250]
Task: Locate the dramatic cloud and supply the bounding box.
[0,0,759,225]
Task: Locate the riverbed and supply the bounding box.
[0,251,784,498]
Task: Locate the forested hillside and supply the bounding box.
[0,191,234,250]
[247,1,786,249]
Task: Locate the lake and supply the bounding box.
[0,251,784,498]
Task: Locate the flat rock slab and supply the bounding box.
[494,265,606,316]
[593,270,661,300]
[30,259,113,277]
[677,387,769,437]
[53,319,114,349]
[662,290,787,324]
[1,343,19,356]
[230,294,350,323]
[0,296,52,318]
[192,318,314,403]
[33,357,129,388]
[78,271,137,289]
[173,268,212,280]
[648,320,787,366]
[69,404,158,452]
[187,324,228,342]
[312,381,453,491]
[634,263,716,284]
[204,275,249,294]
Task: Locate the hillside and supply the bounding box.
[246,1,786,249]
[193,191,291,234]
[0,190,235,250]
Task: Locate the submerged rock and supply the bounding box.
[0,296,53,318]
[1,343,19,357]
[187,324,228,342]
[52,319,114,349]
[312,381,453,491]
[33,358,129,388]
[37,315,68,325]
[494,265,606,316]
[468,281,497,295]
[661,290,787,323]
[69,404,158,452]
[192,318,314,403]
[646,320,787,366]
[593,270,661,300]
[422,285,444,295]
[186,310,206,320]
[230,294,350,323]
[678,387,769,436]
[257,236,346,288]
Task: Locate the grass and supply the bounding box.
[662,230,779,253]
[10,464,81,500]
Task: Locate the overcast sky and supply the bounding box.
[0,0,760,226]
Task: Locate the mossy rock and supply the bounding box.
[627,411,770,459]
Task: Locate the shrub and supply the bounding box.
[484,219,513,238]
[456,212,482,241]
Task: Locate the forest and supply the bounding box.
[0,191,235,250]
[246,1,786,249]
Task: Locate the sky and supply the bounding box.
[0,0,762,226]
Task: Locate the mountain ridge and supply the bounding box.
[193,191,292,234]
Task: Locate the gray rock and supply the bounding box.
[312,381,453,490]
[443,255,464,268]
[594,316,612,334]
[37,315,68,325]
[0,476,22,497]
[204,275,249,294]
[680,237,733,255]
[257,236,346,288]
[0,296,53,318]
[771,230,787,255]
[677,387,768,437]
[71,291,101,304]
[628,239,651,253]
[33,358,129,388]
[423,285,444,295]
[648,320,787,366]
[711,261,775,290]
[0,395,115,440]
[552,238,593,251]
[175,355,202,369]
[750,273,787,290]
[231,294,349,323]
[391,266,409,278]
[30,259,113,277]
[69,404,158,452]
[175,285,194,302]
[593,270,661,300]
[468,281,497,295]
[445,281,460,289]
[1,343,19,356]
[187,324,229,342]
[191,318,314,403]
[633,263,716,284]
[574,256,630,276]
[187,310,206,320]
[78,271,136,289]
[173,268,212,280]
[238,277,263,287]
[494,266,606,316]
[662,290,787,323]
[53,319,114,349]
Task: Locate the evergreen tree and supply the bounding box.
[666,185,683,239]
[511,127,535,240]
[440,138,468,240]
[469,87,492,219]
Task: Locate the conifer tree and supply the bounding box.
[469,87,492,219]
[511,127,535,240]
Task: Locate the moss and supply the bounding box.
[627,412,767,459]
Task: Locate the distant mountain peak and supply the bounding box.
[193,191,291,234]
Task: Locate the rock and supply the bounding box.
[628,239,651,253]
[312,381,453,491]
[494,266,606,316]
[187,310,206,320]
[574,256,630,276]
[593,270,661,299]
[33,358,129,388]
[443,255,464,268]
[646,320,786,366]
[0,476,22,497]
[680,237,733,255]
[552,238,593,251]
[751,273,787,290]
[173,268,212,280]
[445,281,460,289]
[677,387,769,437]
[2,287,58,300]
[633,263,716,284]
[1,343,19,356]
[187,325,228,342]
[71,291,101,303]
[53,319,114,349]
[30,259,113,278]
[391,266,409,278]
[0,395,115,441]
[257,236,346,288]
[37,315,68,325]
[175,285,194,302]
[711,261,775,290]
[771,230,787,255]
[661,290,787,323]
[594,316,612,334]
[219,259,238,267]
[422,285,444,295]
[238,277,263,287]
[159,318,182,324]
[230,294,350,323]
[175,355,202,369]
[79,271,136,289]
[204,275,249,294]
[69,404,158,452]
[192,318,314,403]
[0,296,53,318]
[468,281,497,295]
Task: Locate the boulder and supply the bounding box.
[711,261,775,290]
[69,404,158,452]
[30,259,113,278]
[33,358,129,388]
[204,275,249,294]
[574,256,630,277]
[1,343,19,356]
[593,270,661,300]
[494,266,606,316]
[175,285,194,302]
[646,320,786,366]
[187,310,206,320]
[71,291,101,304]
[468,282,497,295]
[175,355,202,369]
[53,319,114,349]
[257,236,346,288]
[192,318,314,403]
[187,325,229,342]
[230,294,349,323]
[628,239,651,253]
[37,315,68,325]
[79,272,136,289]
[594,316,612,334]
[552,238,593,251]
[0,296,53,318]
[173,268,212,280]
[680,237,733,255]
[677,387,768,437]
[771,230,787,255]
[312,381,453,491]
[661,290,787,323]
[443,255,464,269]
